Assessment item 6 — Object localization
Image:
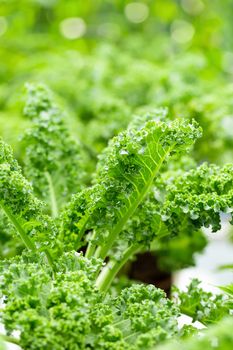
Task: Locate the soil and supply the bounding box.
[128,252,172,296]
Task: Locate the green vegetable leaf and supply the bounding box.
[62,118,201,261]
[0,252,180,350]
[162,163,233,232]
[173,279,232,325]
[0,138,57,259]
[22,83,86,216]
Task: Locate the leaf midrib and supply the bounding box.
[96,142,176,259]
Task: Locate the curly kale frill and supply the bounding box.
[0,138,57,253]
[122,163,232,270]
[173,279,232,325]
[0,252,179,350]
[58,114,233,293]
[0,139,42,220]
[162,163,233,232]
[113,284,178,346]
[22,83,86,215]
[60,118,202,256]
[1,250,232,350]
[0,253,101,350]
[96,161,232,291]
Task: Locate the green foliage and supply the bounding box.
[156,317,233,350]
[155,228,207,271]
[0,138,42,222]
[0,252,180,350]
[0,88,233,348]
[22,83,86,214]
[0,137,58,258]
[1,1,233,165]
[0,1,233,348]
[0,210,23,259]
[61,118,202,258]
[79,95,132,153]
[173,279,232,325]
[1,252,101,349]
[162,163,233,232]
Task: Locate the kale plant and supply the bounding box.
[0,85,232,349]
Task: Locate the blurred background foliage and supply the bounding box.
[0,1,233,264]
[0,0,233,163]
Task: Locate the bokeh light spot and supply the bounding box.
[124,2,149,23]
[171,20,195,44]
[60,17,86,40]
